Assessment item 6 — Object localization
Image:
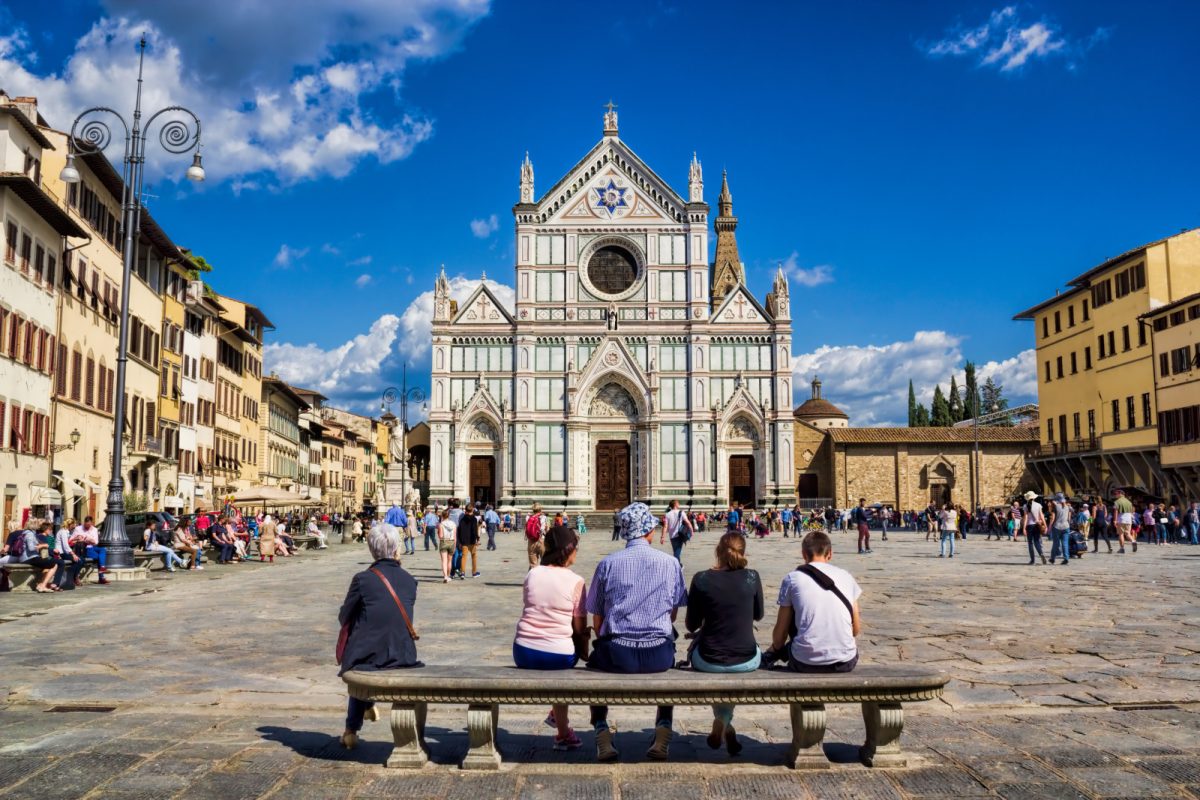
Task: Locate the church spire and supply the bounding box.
[688,152,703,203]
[711,169,743,304]
[519,151,534,204]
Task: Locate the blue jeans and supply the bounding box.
[670,537,685,562]
[486,523,498,550]
[513,642,578,670]
[692,648,761,723]
[1157,523,1168,544]
[84,545,107,569]
[151,545,187,570]
[939,532,955,557]
[424,527,438,551]
[1050,528,1070,562]
[1189,522,1199,545]
[1026,528,1044,561]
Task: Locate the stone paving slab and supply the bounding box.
[2,531,1200,798]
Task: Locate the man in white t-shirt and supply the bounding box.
[770,531,862,673]
[659,500,694,563]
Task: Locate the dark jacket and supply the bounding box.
[337,559,421,675]
[456,513,480,547]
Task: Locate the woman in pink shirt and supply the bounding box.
[513,525,590,751]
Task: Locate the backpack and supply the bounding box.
[10,530,29,559]
[525,514,542,542]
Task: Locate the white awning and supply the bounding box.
[162,495,185,507]
[30,485,63,505]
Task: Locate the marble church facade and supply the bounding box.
[428,107,796,511]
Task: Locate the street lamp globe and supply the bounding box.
[186,151,206,182]
[59,153,81,184]
[70,428,81,447]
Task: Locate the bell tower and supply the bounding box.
[710,170,744,304]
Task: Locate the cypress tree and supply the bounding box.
[948,375,963,423]
[964,361,979,421]
[908,380,918,427]
[931,385,952,427]
[914,403,930,426]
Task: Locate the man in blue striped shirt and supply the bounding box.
[585,502,687,763]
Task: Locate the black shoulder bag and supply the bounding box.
[761,565,854,668]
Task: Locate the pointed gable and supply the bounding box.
[452,282,515,325]
[572,335,652,416]
[711,285,772,324]
[534,137,688,226]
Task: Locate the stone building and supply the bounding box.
[0,93,86,521]
[428,107,796,511]
[792,380,1038,510]
[1143,293,1200,501]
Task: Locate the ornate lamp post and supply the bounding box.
[381,362,427,506]
[59,36,205,570]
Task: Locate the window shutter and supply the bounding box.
[71,350,82,401]
[86,357,95,407]
[0,400,5,448]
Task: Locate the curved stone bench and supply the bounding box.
[342,664,948,770]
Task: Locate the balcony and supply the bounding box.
[1030,437,1099,458]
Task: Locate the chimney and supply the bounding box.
[11,96,38,122]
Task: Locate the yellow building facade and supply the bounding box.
[1015,228,1200,497]
[1144,293,1200,500]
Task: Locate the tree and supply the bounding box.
[908,380,918,427]
[914,403,930,426]
[948,374,963,423]
[981,376,1012,426]
[930,384,952,427]
[963,361,979,421]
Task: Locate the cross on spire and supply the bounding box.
[603,99,619,136]
[605,100,617,113]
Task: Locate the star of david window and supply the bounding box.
[594,179,627,216]
[587,245,637,295]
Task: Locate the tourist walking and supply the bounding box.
[526,504,547,568]
[1112,489,1136,553]
[1185,502,1200,545]
[484,505,501,551]
[513,524,590,751]
[422,507,439,552]
[1046,491,1075,566]
[1023,491,1047,564]
[1091,498,1113,553]
[437,509,457,582]
[585,502,688,763]
[611,508,621,541]
[660,499,694,563]
[685,532,763,757]
[852,498,872,554]
[336,524,420,749]
[937,504,957,558]
[456,504,481,578]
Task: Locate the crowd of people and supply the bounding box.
[335,500,864,763]
[0,507,345,592]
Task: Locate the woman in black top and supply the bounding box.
[686,532,764,756]
[337,525,421,749]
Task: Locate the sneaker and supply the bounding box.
[544,710,557,728]
[554,728,583,751]
[443,577,450,583]
[472,572,481,578]
[595,727,619,763]
[645,726,672,761]
[195,566,204,570]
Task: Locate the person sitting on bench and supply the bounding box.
[767,530,862,673]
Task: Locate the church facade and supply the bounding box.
[427,107,796,511]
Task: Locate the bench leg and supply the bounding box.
[385,702,428,769]
[861,702,905,768]
[788,703,829,769]
[460,703,501,771]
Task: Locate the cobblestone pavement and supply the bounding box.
[2,528,1199,798]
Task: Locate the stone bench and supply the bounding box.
[342,664,948,771]
[290,534,320,550]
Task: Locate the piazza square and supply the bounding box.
[2,2,1200,799]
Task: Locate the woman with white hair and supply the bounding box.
[337,523,421,749]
